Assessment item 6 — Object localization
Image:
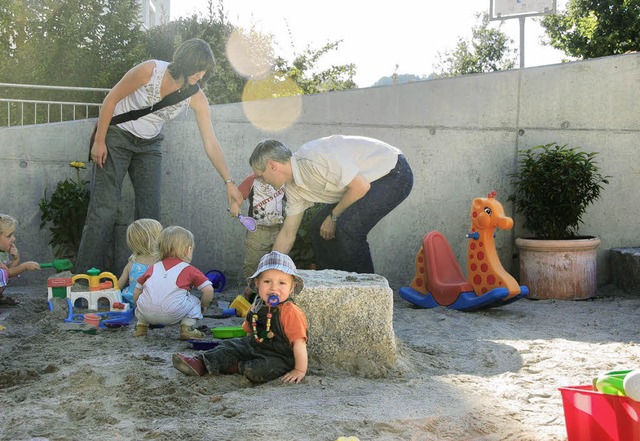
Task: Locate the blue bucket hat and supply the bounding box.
[247,251,304,295]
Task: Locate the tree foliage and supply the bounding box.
[272,41,356,95]
[435,13,517,78]
[0,0,146,123]
[0,0,356,110]
[540,0,640,59]
[0,0,145,89]
[143,2,247,104]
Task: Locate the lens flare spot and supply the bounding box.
[226,29,273,79]
[242,75,302,132]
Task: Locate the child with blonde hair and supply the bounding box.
[117,219,163,307]
[0,213,41,306]
[132,226,214,340]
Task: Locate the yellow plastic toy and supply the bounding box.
[67,267,127,312]
[229,295,251,318]
[72,267,119,292]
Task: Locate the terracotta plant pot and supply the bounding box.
[515,237,601,300]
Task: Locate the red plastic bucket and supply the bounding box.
[559,385,640,441]
[83,313,101,329]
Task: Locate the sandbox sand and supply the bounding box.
[1,279,639,441]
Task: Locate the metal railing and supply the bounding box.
[0,83,110,127]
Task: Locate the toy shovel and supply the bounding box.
[39,259,74,271]
[227,208,257,232]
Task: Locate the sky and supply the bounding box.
[170,0,568,88]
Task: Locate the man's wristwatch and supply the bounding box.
[330,212,338,222]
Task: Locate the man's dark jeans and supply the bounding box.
[310,154,413,274]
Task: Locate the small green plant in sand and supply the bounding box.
[40,161,90,259]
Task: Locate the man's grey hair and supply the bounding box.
[249,139,293,171]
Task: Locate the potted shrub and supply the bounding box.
[509,143,610,299]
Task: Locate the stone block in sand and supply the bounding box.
[294,269,396,377]
[610,247,640,295]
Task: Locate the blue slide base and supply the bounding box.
[399,286,529,311]
[399,286,440,308]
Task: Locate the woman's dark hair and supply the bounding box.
[168,38,216,84]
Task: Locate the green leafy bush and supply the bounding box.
[39,162,90,258]
[509,143,610,240]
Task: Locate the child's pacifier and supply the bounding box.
[267,294,280,306]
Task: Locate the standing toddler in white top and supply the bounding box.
[237,173,285,301]
[117,218,162,308]
[133,226,213,340]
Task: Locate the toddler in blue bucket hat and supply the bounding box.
[172,251,308,383]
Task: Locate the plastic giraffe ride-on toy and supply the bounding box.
[399,191,529,311]
[47,267,132,326]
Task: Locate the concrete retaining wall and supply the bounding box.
[1,53,639,291]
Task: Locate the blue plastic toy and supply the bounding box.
[205,269,226,293]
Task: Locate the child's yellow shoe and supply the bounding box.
[180,325,205,340]
[133,324,148,337]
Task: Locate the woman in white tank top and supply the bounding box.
[76,39,243,274]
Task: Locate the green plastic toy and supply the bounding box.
[593,370,632,396]
[39,259,74,271]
